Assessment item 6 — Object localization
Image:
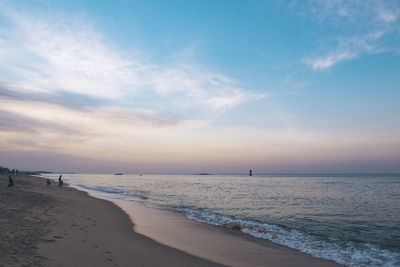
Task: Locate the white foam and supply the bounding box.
[97,192,123,199]
[174,207,400,267]
[78,184,123,194]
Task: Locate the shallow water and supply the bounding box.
[41,173,400,267]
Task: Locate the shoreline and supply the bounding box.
[72,181,344,266]
[1,174,343,266]
[86,190,343,267]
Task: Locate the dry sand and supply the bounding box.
[0,174,343,267]
[0,174,224,267]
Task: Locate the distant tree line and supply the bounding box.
[0,166,12,174]
[1,166,53,175]
[0,166,20,175]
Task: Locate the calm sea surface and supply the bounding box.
[41,173,400,267]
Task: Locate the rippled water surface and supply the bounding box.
[41,173,400,267]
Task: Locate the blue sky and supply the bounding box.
[0,0,399,173]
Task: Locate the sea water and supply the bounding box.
[41,173,400,267]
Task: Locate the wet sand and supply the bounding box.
[83,188,344,267]
[1,174,343,266]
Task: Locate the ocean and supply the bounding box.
[40,173,400,267]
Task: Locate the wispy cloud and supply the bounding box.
[0,5,268,168]
[309,31,386,70]
[0,8,262,116]
[0,109,77,134]
[291,0,400,70]
[310,51,356,71]
[295,0,399,25]
[0,94,191,159]
[0,96,181,134]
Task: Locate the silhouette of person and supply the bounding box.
[7,175,14,188]
[47,179,51,187]
[58,175,63,188]
[249,169,253,176]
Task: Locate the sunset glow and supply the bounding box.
[1,0,399,173]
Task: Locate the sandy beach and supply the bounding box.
[1,174,343,267]
[0,174,224,267]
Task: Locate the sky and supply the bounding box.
[0,0,399,173]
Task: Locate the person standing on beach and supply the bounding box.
[58,175,63,188]
[7,175,14,188]
[47,179,51,187]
